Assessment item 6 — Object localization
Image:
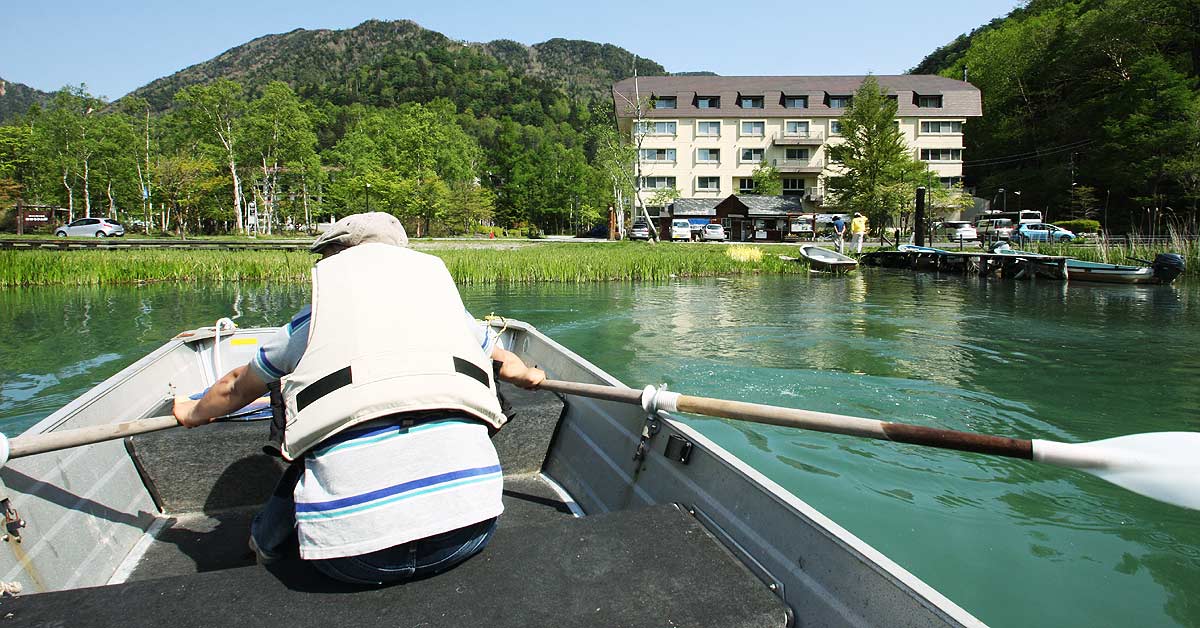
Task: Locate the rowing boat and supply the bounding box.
[993,246,1185,284]
[798,245,858,271]
[0,321,984,627]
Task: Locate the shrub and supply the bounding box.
[1053,219,1101,233]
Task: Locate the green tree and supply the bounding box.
[243,82,318,234]
[750,162,782,195]
[825,76,921,229]
[176,79,247,233]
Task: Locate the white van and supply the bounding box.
[670,219,692,241]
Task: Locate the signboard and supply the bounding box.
[755,230,768,239]
[23,212,50,224]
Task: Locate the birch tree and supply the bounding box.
[176,79,247,233]
[243,82,317,235]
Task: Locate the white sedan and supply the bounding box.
[701,224,726,241]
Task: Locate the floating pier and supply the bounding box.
[861,249,1070,280]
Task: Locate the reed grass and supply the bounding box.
[1014,232,1199,272]
[0,243,807,287]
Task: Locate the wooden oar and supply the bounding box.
[537,379,1200,511]
[0,397,270,465]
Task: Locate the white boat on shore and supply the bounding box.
[798,245,859,271]
[0,321,984,627]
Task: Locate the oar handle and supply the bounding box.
[2,415,181,463]
[538,379,1033,459]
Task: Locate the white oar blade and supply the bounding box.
[1034,432,1200,510]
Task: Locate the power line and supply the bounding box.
[963,139,1095,167]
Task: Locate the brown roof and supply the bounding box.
[612,75,981,119]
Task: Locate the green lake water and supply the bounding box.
[1,273,1197,627]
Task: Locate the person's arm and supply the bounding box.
[173,365,269,428]
[492,346,545,389]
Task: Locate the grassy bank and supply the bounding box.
[0,243,807,287]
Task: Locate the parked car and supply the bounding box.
[670,219,692,241]
[55,217,126,237]
[1013,223,1076,243]
[973,217,1014,242]
[937,221,978,241]
[701,223,726,241]
[629,222,651,241]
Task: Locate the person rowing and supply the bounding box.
[172,212,545,585]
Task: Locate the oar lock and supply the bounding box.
[633,385,680,462]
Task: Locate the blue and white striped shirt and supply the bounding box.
[248,307,504,559]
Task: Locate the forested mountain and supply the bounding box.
[129,20,665,113]
[0,78,52,124]
[912,0,1200,231]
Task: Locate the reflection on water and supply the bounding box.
[1,273,1198,627]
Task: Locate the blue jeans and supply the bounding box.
[251,463,498,586]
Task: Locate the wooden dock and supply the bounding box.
[861,249,1070,280]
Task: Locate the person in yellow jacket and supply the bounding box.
[850,212,869,253]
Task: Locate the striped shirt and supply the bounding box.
[248,307,504,560]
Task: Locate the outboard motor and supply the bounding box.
[1152,253,1186,284]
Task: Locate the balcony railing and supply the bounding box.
[772,131,826,145]
[771,157,826,172]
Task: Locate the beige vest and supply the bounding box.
[279,243,506,460]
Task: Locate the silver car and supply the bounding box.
[701,223,726,241]
[55,217,126,237]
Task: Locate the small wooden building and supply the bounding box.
[666,195,808,242]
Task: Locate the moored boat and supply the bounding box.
[798,244,858,271]
[0,321,984,627]
[993,245,1185,284]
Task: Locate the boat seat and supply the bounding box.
[6,504,788,628]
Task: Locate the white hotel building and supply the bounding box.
[611,75,983,217]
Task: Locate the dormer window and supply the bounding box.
[783,95,808,109]
[740,96,764,109]
[827,95,852,109]
[916,94,943,108]
[653,96,677,109]
[696,96,720,108]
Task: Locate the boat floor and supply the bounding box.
[6,385,787,627]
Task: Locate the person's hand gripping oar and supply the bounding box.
[536,379,1200,511]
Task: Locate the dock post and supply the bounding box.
[914,187,927,247]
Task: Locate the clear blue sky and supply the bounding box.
[2,0,1020,101]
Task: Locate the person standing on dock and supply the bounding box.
[832,215,847,253]
[172,212,545,586]
[850,212,869,254]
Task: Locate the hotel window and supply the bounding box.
[828,95,852,108]
[697,176,721,191]
[916,94,943,108]
[740,121,765,136]
[740,148,764,163]
[939,176,963,188]
[740,96,764,109]
[785,120,810,136]
[697,148,720,163]
[784,96,808,108]
[636,121,677,136]
[782,178,806,194]
[696,96,720,108]
[830,120,844,135]
[639,148,676,162]
[920,148,963,161]
[921,120,963,134]
[653,96,677,109]
[640,176,677,189]
[738,178,756,193]
[785,148,809,161]
[697,120,721,136]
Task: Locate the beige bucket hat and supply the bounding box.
[310,212,409,253]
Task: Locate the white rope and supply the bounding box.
[212,317,236,381]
